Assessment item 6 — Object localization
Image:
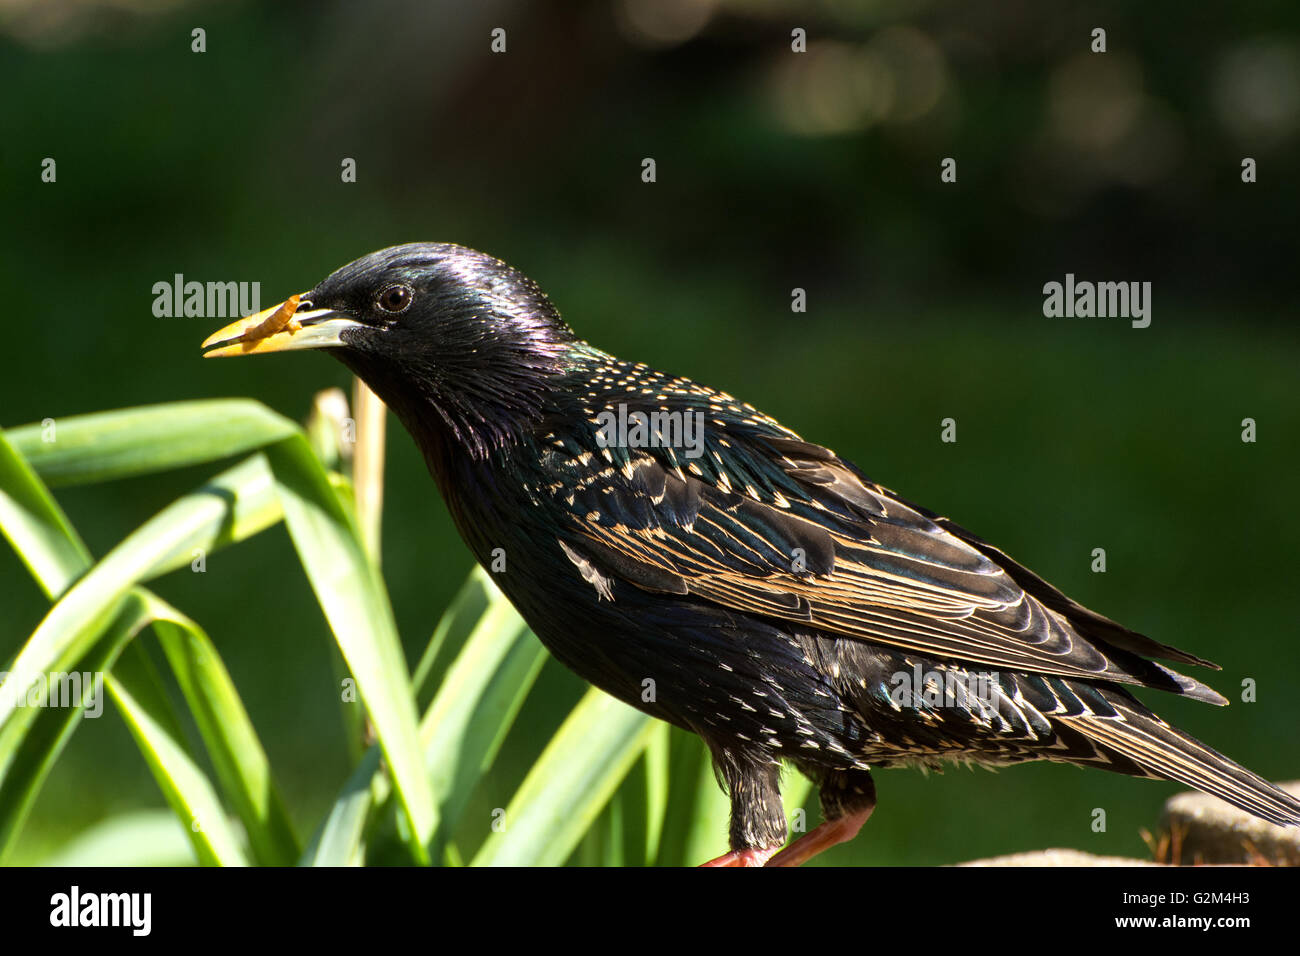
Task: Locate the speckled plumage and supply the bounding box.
[214,243,1300,864]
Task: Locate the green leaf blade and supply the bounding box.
[264,437,434,860]
[472,689,654,867]
[6,400,299,487]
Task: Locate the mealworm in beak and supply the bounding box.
[247,293,302,343]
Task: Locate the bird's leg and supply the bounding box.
[698,748,787,868]
[699,846,781,867]
[766,768,876,867]
[763,807,873,866]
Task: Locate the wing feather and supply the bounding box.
[550,427,1223,703]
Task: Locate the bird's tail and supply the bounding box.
[1055,688,1300,828]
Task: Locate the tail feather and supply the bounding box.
[1056,689,1300,828]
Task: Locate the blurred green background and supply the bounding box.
[2,0,1298,865]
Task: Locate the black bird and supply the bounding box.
[203,243,1300,865]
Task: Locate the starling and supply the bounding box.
[203,243,1300,866]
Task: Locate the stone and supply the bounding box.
[1156,781,1300,866]
[957,848,1162,867]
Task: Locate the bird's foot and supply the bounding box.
[699,845,781,867]
[764,807,874,867]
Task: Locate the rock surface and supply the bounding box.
[959,849,1162,867]
[1157,780,1300,865]
[958,781,1300,866]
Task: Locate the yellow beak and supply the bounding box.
[202,294,362,357]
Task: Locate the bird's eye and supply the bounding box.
[376,285,413,314]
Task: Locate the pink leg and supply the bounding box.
[699,845,782,867]
[764,806,874,867]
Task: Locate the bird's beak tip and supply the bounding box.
[200,294,358,357]
[201,296,299,355]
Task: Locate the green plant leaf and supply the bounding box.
[0,455,280,775]
[0,432,92,598]
[264,437,434,861]
[420,570,544,855]
[105,663,248,867]
[299,747,382,867]
[148,597,300,865]
[5,400,299,487]
[412,565,494,695]
[472,688,654,867]
[38,809,198,867]
[0,593,150,861]
[654,728,731,866]
[0,430,125,859]
[642,721,671,863]
[304,568,542,867]
[0,432,296,865]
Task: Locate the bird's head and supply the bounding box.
[203,242,578,458]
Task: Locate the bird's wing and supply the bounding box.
[548,430,1224,704]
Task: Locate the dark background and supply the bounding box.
[2,0,1298,864]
